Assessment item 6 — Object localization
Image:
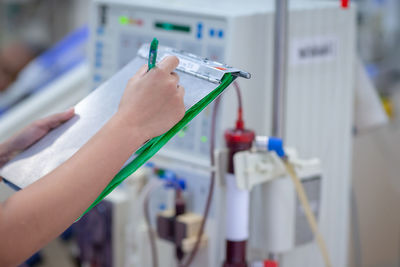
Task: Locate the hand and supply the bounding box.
[0,109,75,168]
[117,56,185,140]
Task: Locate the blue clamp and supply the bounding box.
[267,137,285,158]
[162,170,186,191]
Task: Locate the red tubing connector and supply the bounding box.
[264,260,279,267]
[236,108,244,130]
[225,127,255,174]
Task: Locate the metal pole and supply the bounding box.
[272,0,289,139]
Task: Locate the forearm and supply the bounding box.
[0,114,146,267]
[0,141,12,169]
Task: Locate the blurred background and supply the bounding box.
[0,0,400,267]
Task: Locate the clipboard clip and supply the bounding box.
[138,44,251,84]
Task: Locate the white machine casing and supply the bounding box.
[90,0,355,266]
[233,148,323,255]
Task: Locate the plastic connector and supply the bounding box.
[156,210,207,252]
[155,170,186,191]
[267,137,285,158]
[255,136,285,158]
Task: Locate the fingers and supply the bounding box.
[158,56,179,74]
[38,108,76,130]
[170,71,179,84]
[54,108,75,123]
[60,108,75,121]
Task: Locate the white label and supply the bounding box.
[177,58,200,73]
[160,54,200,73]
[291,36,337,65]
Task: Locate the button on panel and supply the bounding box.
[209,29,215,37]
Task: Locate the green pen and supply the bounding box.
[148,38,159,71]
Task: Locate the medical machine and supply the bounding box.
[89,0,356,266]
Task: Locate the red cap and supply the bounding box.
[341,0,349,8]
[224,128,255,144]
[264,260,279,267]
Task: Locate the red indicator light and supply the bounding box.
[341,0,349,8]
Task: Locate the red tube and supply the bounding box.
[223,127,254,267]
[175,188,186,261]
[223,241,247,267]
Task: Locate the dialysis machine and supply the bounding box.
[88,0,355,266]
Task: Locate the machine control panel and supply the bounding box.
[92,3,228,163]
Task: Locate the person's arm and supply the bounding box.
[0,56,185,267]
[0,108,76,170]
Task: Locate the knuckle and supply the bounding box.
[155,68,167,78]
[153,67,163,74]
[174,90,183,100]
[167,79,177,90]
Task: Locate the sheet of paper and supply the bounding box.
[0,56,217,189]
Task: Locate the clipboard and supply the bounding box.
[0,44,251,217]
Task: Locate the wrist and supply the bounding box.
[109,112,150,146]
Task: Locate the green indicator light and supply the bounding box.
[201,136,208,143]
[155,22,191,33]
[163,23,173,30]
[178,131,186,138]
[119,16,129,25]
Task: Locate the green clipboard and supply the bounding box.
[82,45,251,216]
[82,73,236,216]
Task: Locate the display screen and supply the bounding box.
[154,22,191,33]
